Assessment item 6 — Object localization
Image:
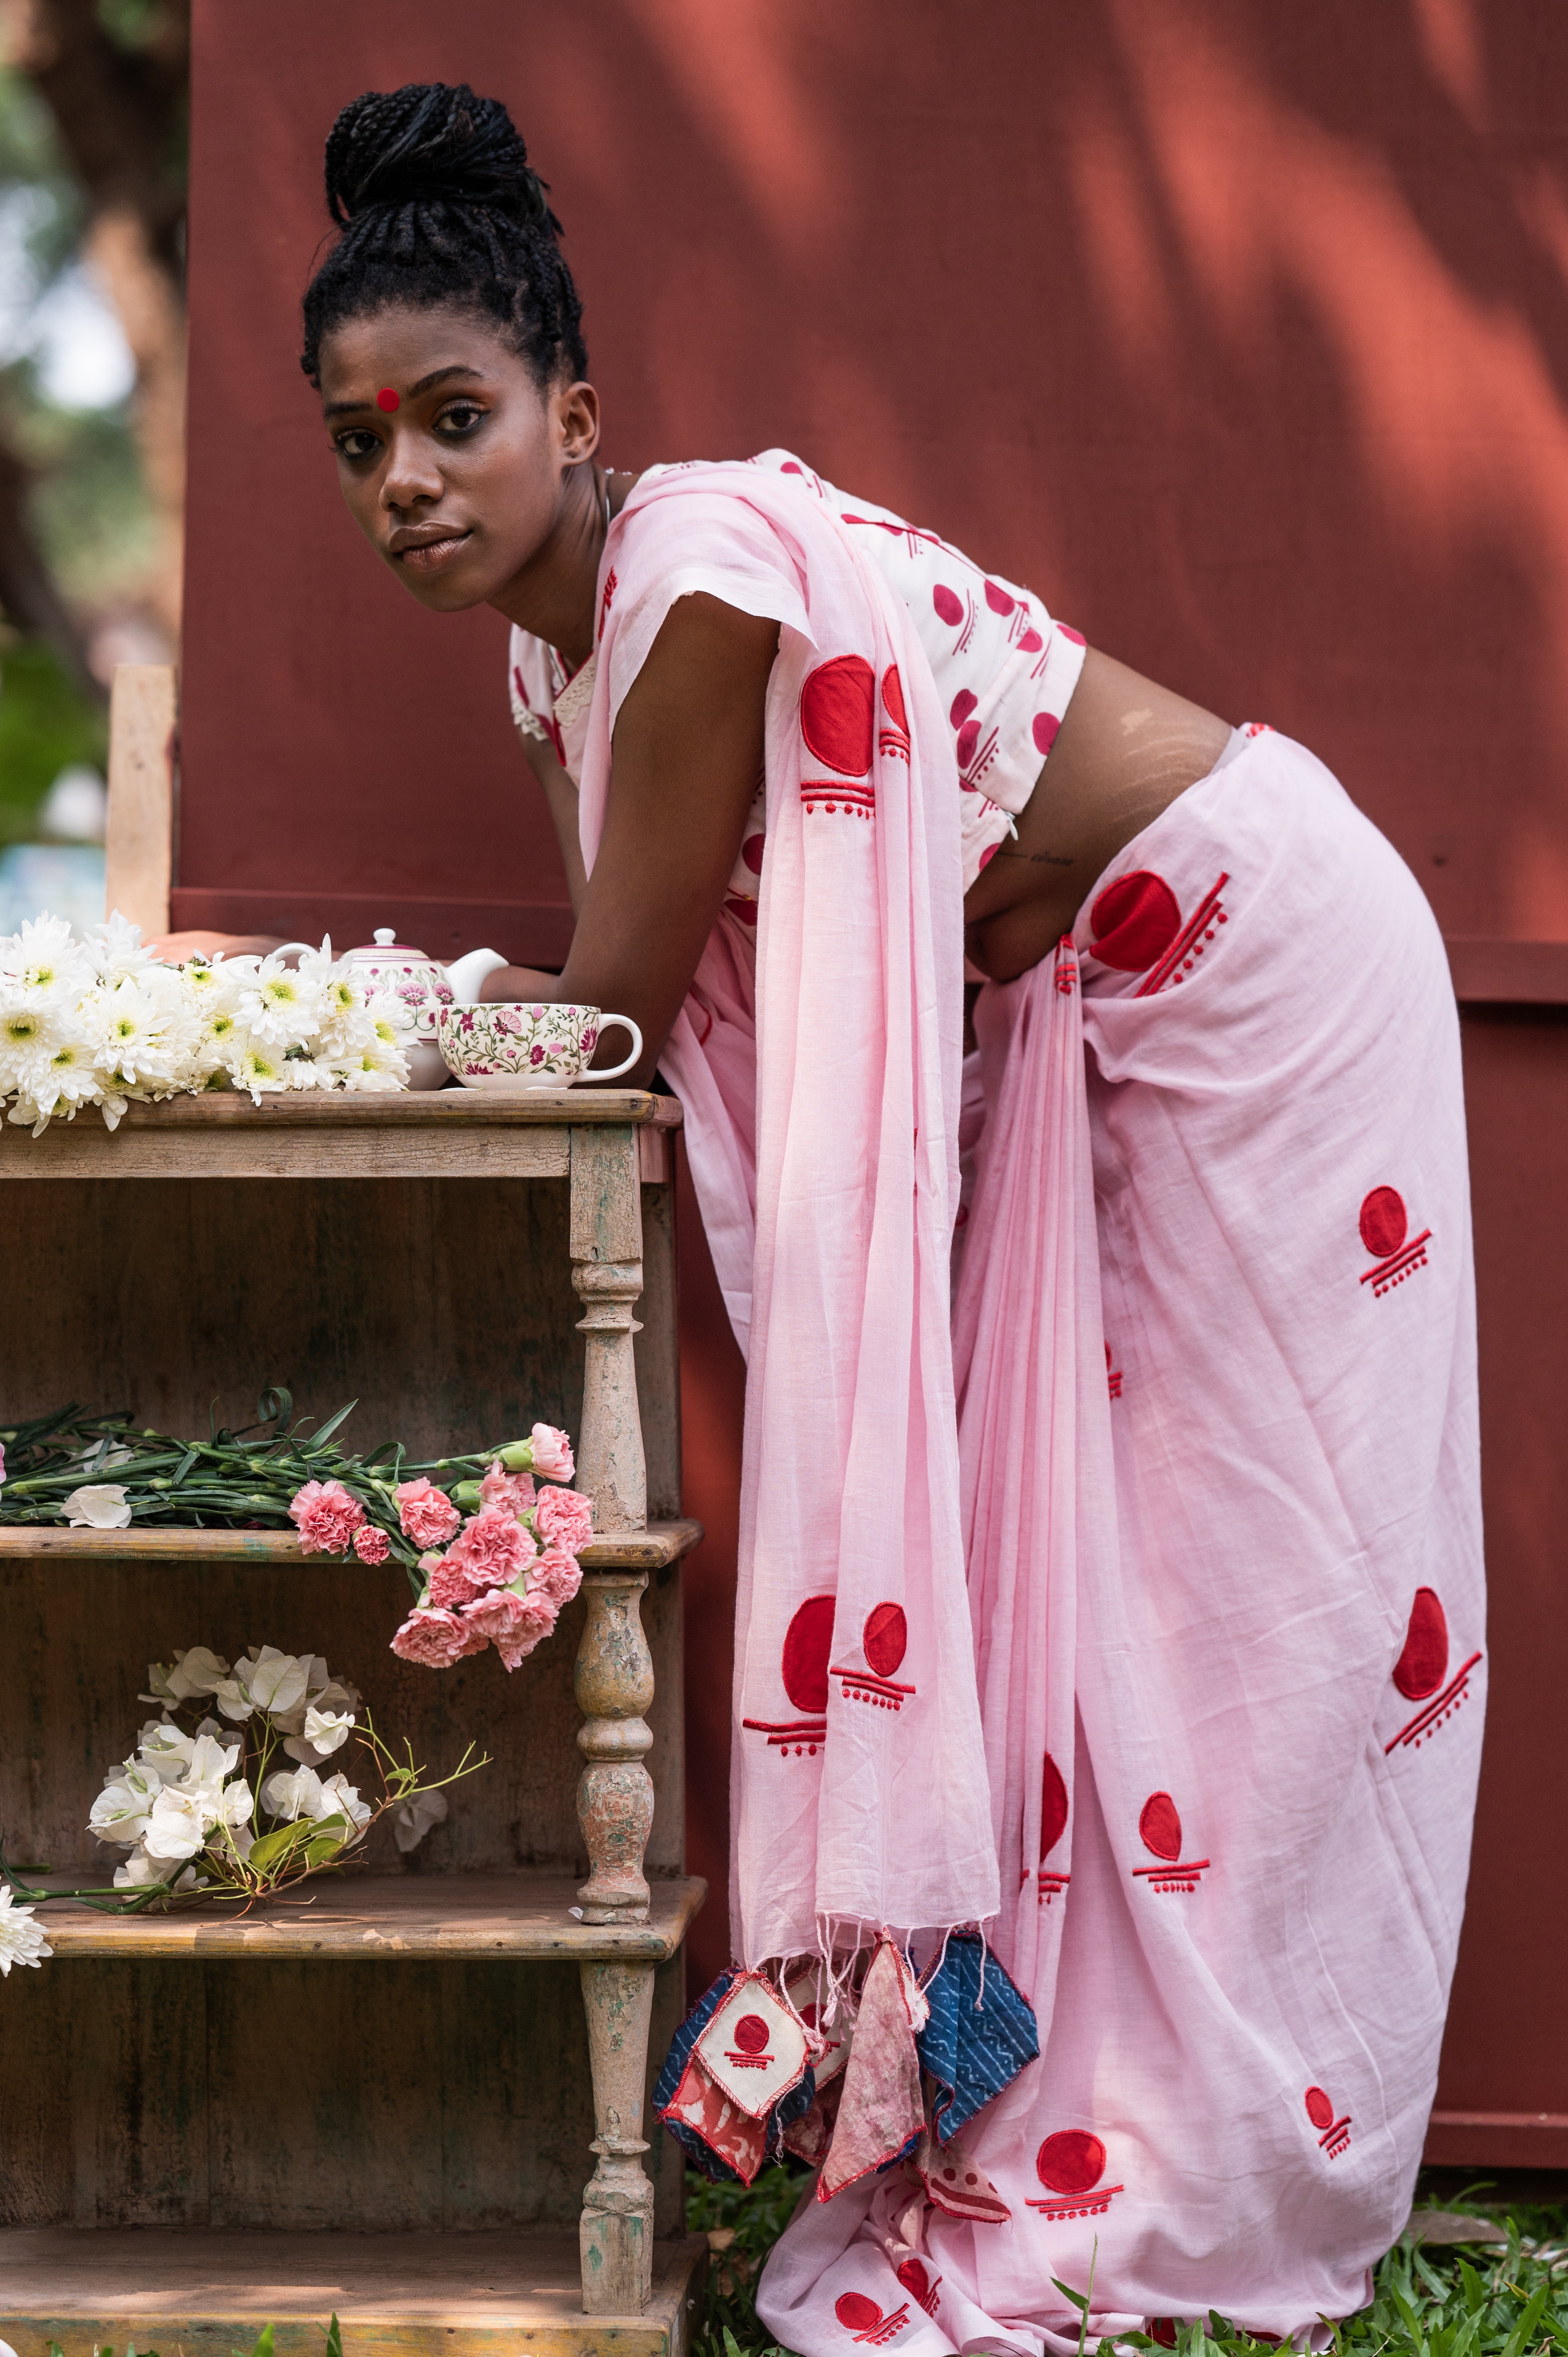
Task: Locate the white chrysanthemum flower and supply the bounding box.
[331,1039,408,1094]
[92,910,158,985]
[230,1041,290,1101]
[0,1886,52,1973]
[3,911,86,1001]
[238,955,324,1049]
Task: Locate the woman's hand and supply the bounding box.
[142,930,288,963]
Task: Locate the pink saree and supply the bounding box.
[577,469,1484,2343]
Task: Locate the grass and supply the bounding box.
[687,2171,1568,2357]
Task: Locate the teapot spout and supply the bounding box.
[445,947,509,1005]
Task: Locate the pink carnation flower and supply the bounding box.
[534,1485,594,1557]
[530,1547,583,1611]
[353,1524,391,1564]
[289,1477,366,1555]
[395,1476,462,1547]
[445,1502,535,1588]
[427,1553,495,1611]
[390,1607,488,1668]
[480,1458,535,1516]
[530,1422,575,1482]
[461,1585,557,1672]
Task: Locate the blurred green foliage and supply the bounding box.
[0,635,105,841]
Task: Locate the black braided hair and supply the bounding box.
[300,83,587,388]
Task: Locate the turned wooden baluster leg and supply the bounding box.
[570,1123,647,1534]
[579,1956,657,2313]
[576,1570,657,2305]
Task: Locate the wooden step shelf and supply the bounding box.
[1,1089,703,2325]
[0,2226,708,2357]
[28,1870,706,1961]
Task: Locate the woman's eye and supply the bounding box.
[436,403,485,436]
[335,430,379,461]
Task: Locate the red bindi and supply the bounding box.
[376,388,400,413]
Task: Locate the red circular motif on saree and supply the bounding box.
[1139,1791,1182,1861]
[1393,1588,1448,1700]
[1359,1186,1408,1259]
[956,719,980,769]
[836,2295,883,2333]
[1304,2087,1335,2130]
[782,1595,836,1713]
[933,584,964,626]
[802,656,876,776]
[1089,871,1182,972]
[897,2260,931,2301]
[1033,712,1060,757]
[1019,627,1043,653]
[741,834,765,875]
[985,581,1016,615]
[1037,2129,1106,2194]
[950,688,977,729]
[376,388,400,412]
[1041,1753,1069,1860]
[881,665,908,733]
[732,2013,770,2054]
[863,1601,908,1678]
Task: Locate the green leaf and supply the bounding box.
[326,2320,343,2357]
[249,2327,276,2357]
[306,1400,359,1451]
[1051,2278,1090,2314]
[245,1822,313,1874]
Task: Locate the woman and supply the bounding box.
[193,82,1484,2353]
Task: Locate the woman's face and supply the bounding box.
[317,302,599,611]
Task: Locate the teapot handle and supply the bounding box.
[445,946,509,1005]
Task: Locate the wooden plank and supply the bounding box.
[0,1123,571,1180]
[0,2225,706,2352]
[635,1185,682,1522]
[28,1874,706,1962]
[1446,935,1568,1005]
[103,663,176,938]
[0,1520,703,1568]
[3,1089,682,1131]
[571,1128,647,1534]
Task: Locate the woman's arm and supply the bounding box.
[481,591,778,1084]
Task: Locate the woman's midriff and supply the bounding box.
[962,646,1234,984]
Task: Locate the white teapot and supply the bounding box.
[342,931,508,1091]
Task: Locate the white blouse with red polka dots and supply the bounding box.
[507,449,1087,910]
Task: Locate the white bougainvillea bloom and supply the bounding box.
[0,1887,52,1974]
[235,1647,310,1720]
[392,1788,449,1853]
[282,1704,355,1765]
[138,1719,198,1771]
[89,1758,164,1844]
[62,1484,131,1528]
[146,1647,231,1704]
[260,1764,324,1822]
[317,1771,372,1832]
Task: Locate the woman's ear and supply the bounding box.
[555,379,601,466]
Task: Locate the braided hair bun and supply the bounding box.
[301,83,587,387]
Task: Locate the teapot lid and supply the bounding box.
[346,927,439,965]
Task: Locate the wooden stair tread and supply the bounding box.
[27,1870,706,1962]
[0,2225,705,2346]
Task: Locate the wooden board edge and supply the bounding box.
[0,1519,704,1566]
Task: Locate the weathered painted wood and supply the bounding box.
[0,2226,705,2355]
[634,1183,682,1522]
[579,1961,658,2314]
[103,663,176,938]
[575,1571,657,1926]
[0,1089,684,1132]
[31,1872,704,1960]
[0,1123,573,1180]
[570,1126,647,1533]
[0,1520,703,1569]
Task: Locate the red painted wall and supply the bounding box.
[186,0,1568,2135]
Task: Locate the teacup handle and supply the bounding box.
[587,1014,643,1084]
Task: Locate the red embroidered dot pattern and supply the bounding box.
[1385,1586,1480,1756]
[1304,2084,1352,2158]
[1027,2129,1125,2218]
[1088,869,1232,994]
[743,1594,832,1754]
[835,2293,910,2345]
[1132,1792,1212,1892]
[896,2259,941,2317]
[832,1602,916,1710]
[1359,1186,1432,1297]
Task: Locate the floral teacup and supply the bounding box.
[435,1002,643,1090]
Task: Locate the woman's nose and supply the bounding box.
[380,430,443,510]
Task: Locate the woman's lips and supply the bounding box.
[394,531,472,574]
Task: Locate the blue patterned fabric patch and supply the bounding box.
[916,1932,1039,2142]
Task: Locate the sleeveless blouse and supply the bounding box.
[507,451,1087,910]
